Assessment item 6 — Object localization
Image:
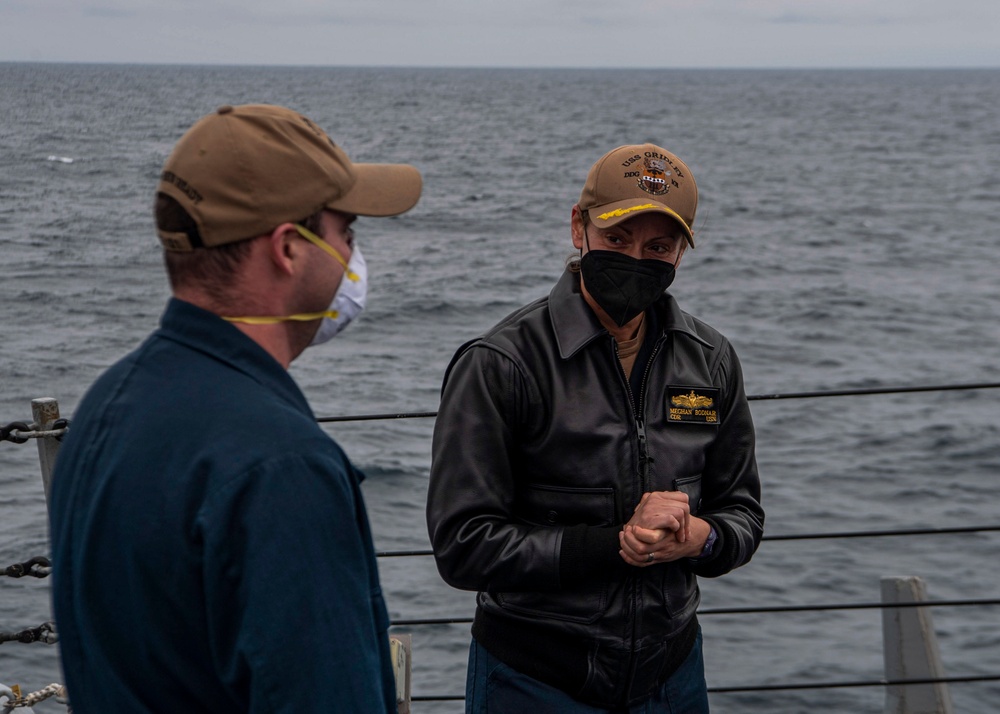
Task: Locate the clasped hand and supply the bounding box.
[618,491,707,567]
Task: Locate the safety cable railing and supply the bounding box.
[0,559,55,653]
[375,524,1000,558]
[313,380,1000,423]
[388,591,1000,627]
[705,673,1000,694]
[404,672,1000,701]
[0,623,57,647]
[408,674,1000,702]
[5,382,999,436]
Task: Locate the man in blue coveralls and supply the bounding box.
[49,104,421,713]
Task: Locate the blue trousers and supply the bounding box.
[465,628,710,713]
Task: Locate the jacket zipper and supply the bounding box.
[612,333,665,703]
[635,337,664,493]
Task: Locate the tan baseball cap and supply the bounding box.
[579,143,697,247]
[156,104,422,251]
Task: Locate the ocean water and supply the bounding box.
[1,64,999,712]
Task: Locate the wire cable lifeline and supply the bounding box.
[315,380,1000,423]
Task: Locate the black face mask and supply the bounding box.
[580,250,676,327]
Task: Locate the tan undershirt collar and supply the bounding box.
[616,314,647,379]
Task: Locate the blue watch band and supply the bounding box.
[696,525,717,559]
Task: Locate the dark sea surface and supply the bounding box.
[1,64,998,712]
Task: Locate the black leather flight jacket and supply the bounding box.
[427,269,764,708]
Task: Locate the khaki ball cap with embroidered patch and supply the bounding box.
[579,143,697,247]
[156,104,421,251]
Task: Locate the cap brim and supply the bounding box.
[588,199,694,247]
[327,163,422,217]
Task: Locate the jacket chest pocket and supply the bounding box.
[516,483,616,527]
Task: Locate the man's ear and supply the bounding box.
[267,223,301,276]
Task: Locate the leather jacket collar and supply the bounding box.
[548,269,714,360]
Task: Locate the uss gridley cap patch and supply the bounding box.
[578,143,698,247]
[666,386,721,424]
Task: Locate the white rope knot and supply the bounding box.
[1,683,66,711]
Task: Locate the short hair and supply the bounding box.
[157,193,324,301]
[566,209,590,273]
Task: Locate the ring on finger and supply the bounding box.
[646,552,655,563]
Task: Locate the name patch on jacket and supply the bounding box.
[666,386,720,424]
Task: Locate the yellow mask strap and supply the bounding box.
[294,224,359,282]
[222,223,357,325]
[223,309,339,326]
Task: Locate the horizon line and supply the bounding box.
[2,60,999,72]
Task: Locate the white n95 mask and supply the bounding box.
[309,245,368,346]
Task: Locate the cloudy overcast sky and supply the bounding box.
[2,0,998,68]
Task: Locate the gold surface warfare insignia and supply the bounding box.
[671,391,714,409]
[667,387,720,424]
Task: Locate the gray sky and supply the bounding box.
[3,0,998,68]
